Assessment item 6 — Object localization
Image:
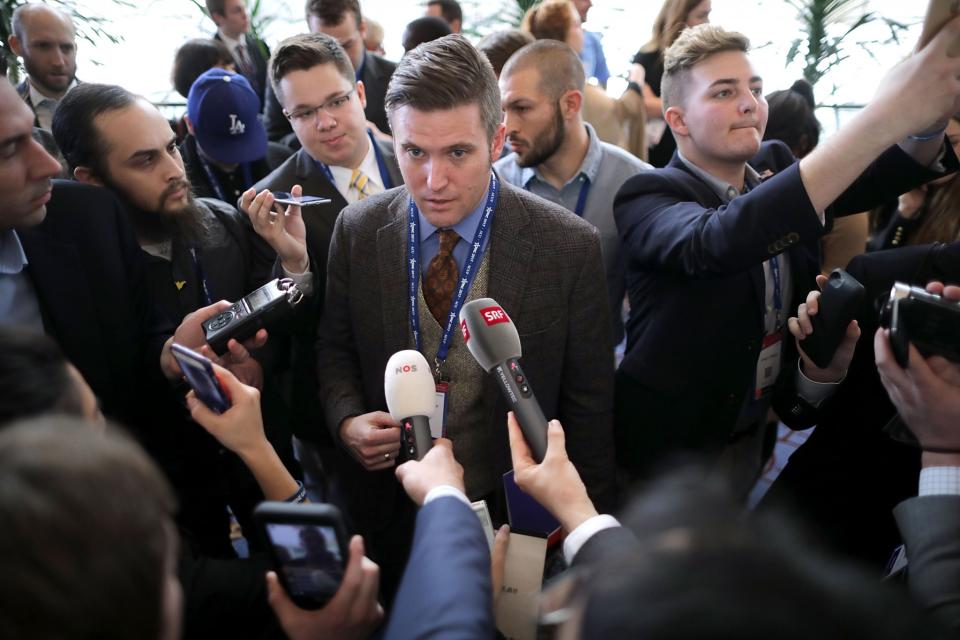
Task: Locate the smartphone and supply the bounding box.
[254,502,349,609]
[170,343,230,414]
[272,192,331,207]
[919,0,960,56]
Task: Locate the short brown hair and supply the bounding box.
[269,32,355,102]
[476,29,534,77]
[661,24,750,112]
[501,39,584,99]
[305,0,361,27]
[205,0,226,17]
[0,417,177,639]
[521,0,576,43]
[385,34,501,141]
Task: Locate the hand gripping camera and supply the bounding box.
[879,282,960,368]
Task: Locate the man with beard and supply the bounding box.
[8,4,79,131]
[496,40,650,345]
[52,82,311,558]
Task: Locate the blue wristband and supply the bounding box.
[907,127,948,142]
[284,480,307,504]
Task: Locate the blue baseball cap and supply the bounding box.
[187,68,267,164]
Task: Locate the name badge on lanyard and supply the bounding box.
[408,173,499,435]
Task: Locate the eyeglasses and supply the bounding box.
[284,89,356,123]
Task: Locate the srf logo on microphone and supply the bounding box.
[480,306,509,326]
[460,319,470,343]
[394,364,418,374]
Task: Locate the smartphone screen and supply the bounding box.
[265,522,346,605]
[171,343,230,414]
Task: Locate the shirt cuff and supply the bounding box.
[795,359,842,407]
[423,485,471,507]
[919,467,960,496]
[563,514,621,565]
[281,262,314,296]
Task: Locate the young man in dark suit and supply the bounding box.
[242,32,402,448]
[263,0,397,143]
[613,23,960,495]
[208,0,270,108]
[316,34,615,597]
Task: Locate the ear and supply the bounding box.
[560,89,583,120]
[184,115,195,136]
[490,122,506,162]
[8,34,23,57]
[73,166,103,186]
[355,79,367,109]
[359,18,367,38]
[664,105,689,138]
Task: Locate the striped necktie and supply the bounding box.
[350,168,372,199]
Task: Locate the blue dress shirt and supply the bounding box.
[417,177,493,276]
[0,229,44,330]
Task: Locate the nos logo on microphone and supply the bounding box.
[394,364,418,374]
[480,306,509,327]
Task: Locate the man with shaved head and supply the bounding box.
[8,3,78,130]
[495,39,650,346]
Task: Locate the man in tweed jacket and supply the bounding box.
[316,35,615,595]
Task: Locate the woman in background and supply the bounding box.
[631,0,712,167]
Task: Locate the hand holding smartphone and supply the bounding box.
[272,192,331,207]
[255,502,349,609]
[170,343,230,414]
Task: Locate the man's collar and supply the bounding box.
[0,230,29,275]
[418,172,493,243]
[217,30,244,49]
[28,77,77,105]
[676,150,761,203]
[521,122,602,190]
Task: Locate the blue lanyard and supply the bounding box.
[573,176,591,217]
[408,173,499,370]
[189,247,214,306]
[314,130,394,191]
[198,152,253,203]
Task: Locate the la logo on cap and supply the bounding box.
[228,114,246,136]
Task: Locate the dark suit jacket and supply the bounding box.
[16,79,40,128]
[895,495,960,634]
[250,141,402,441]
[214,32,269,107]
[384,496,494,639]
[17,181,173,436]
[613,142,954,470]
[318,179,616,532]
[763,241,960,568]
[263,51,397,145]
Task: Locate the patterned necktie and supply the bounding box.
[350,168,371,199]
[235,44,253,77]
[423,229,460,324]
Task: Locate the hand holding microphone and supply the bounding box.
[385,350,436,461]
[459,298,548,462]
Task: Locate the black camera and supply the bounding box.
[878,283,960,368]
[203,278,304,355]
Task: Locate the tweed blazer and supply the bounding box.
[317,178,617,530]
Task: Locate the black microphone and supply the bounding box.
[459,298,548,462]
[385,350,435,461]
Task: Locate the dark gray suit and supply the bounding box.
[895,495,960,633]
[317,178,617,536]
[248,139,402,443]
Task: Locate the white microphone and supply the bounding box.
[385,350,435,461]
